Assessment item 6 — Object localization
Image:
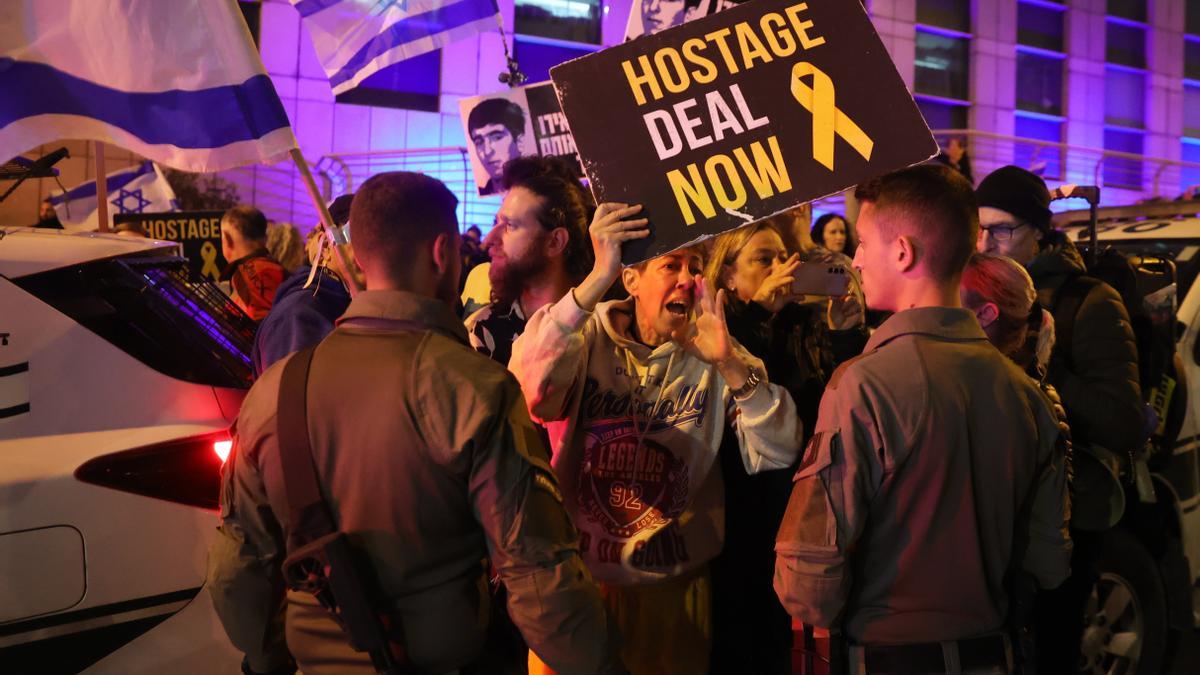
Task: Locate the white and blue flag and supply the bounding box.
[293,0,500,95]
[51,161,178,232]
[0,0,297,173]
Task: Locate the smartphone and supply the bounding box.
[791,262,851,296]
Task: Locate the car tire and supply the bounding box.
[1079,528,1168,675]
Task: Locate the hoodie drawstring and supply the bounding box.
[624,348,676,491]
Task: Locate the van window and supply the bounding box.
[14,255,255,389]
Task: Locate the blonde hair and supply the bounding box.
[960,252,1036,358]
[266,222,305,273]
[703,221,788,293]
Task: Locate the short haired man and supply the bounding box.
[466,156,594,365]
[976,165,1142,453]
[34,197,63,229]
[208,172,623,675]
[468,98,526,195]
[510,204,802,674]
[251,194,357,376]
[775,164,1071,673]
[220,204,286,321]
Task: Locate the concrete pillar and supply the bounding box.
[1147,0,1185,195]
[972,0,1018,171]
[1063,0,1108,187]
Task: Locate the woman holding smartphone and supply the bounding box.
[704,218,865,674]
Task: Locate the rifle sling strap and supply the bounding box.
[278,347,337,553]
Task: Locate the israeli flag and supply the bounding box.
[293,0,500,95]
[0,0,297,173]
[50,161,178,232]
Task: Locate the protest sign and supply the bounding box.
[115,211,226,282]
[553,0,938,264]
[459,82,582,196]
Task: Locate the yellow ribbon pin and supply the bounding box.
[790,62,874,171]
[200,241,221,281]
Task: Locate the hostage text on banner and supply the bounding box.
[115,211,226,282]
[550,0,938,264]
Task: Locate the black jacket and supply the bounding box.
[1028,235,1143,451]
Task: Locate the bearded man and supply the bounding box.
[466,156,595,365]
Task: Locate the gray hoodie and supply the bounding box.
[510,291,803,585]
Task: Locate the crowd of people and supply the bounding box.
[203,154,1143,675]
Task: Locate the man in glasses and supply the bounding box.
[976,165,1141,673]
[975,165,1140,452]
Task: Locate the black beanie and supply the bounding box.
[975,165,1052,233]
[327,193,355,227]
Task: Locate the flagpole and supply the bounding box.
[94,142,109,232]
[290,148,361,296]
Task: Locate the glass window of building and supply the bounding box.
[915,29,970,101]
[917,99,968,131]
[1183,140,1200,192]
[1107,0,1146,23]
[1189,0,1200,36]
[1187,39,1200,81]
[514,0,603,45]
[1014,115,1064,181]
[1106,21,1146,69]
[1016,52,1064,116]
[1104,128,1144,189]
[916,0,970,33]
[512,38,598,84]
[1104,68,1145,129]
[1017,1,1064,52]
[1186,85,1200,139]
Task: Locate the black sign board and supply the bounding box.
[551,0,938,263]
[114,211,226,282]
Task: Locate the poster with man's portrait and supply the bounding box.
[460,90,538,196]
[459,82,583,196]
[624,0,718,41]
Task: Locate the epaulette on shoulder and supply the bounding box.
[828,350,875,390]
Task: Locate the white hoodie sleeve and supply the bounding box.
[509,291,594,423]
[727,342,804,474]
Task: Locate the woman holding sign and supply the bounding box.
[704,219,868,673]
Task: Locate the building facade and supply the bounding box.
[4,0,1198,230]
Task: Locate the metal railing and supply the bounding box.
[930,129,1200,202]
[211,131,1200,231]
[217,147,501,234]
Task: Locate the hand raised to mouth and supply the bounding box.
[673,275,731,366]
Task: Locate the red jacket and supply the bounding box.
[222,248,286,321]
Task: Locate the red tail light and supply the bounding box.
[214,439,233,463]
[75,430,232,511]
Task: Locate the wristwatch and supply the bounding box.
[729,365,762,400]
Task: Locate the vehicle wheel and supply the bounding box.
[1078,528,1168,675]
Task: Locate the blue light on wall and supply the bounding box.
[1014,112,1064,180]
[1182,138,1200,193]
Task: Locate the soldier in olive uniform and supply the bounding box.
[775,165,1071,674]
[208,172,625,675]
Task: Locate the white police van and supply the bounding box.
[1054,200,1200,674]
[0,227,247,673]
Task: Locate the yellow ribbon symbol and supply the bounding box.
[790,62,874,171]
[200,241,220,281]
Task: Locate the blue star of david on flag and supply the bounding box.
[111,187,152,214]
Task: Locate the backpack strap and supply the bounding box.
[1050,274,1101,372]
[277,347,337,553]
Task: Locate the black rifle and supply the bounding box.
[277,347,411,674]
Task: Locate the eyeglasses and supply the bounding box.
[979,222,1029,241]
